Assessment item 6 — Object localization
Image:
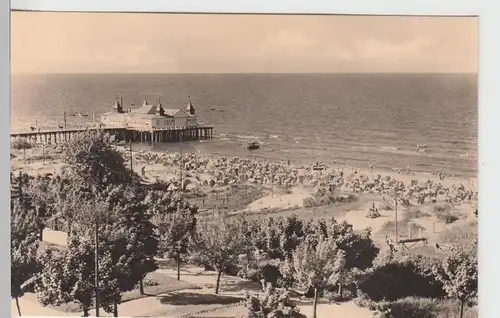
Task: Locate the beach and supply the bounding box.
[10,143,477,241]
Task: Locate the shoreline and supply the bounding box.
[10,143,477,192]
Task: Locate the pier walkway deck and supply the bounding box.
[10,124,214,144]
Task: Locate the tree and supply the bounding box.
[432,245,478,318]
[11,198,41,316]
[245,283,306,318]
[292,238,345,318]
[29,234,119,317]
[153,208,196,280]
[110,185,159,295]
[61,130,134,189]
[307,218,379,299]
[277,216,305,261]
[191,218,248,294]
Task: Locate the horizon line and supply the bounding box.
[11,71,479,75]
[11,10,479,18]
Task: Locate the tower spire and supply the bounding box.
[157,96,164,116]
[186,96,195,115]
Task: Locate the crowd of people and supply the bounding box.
[122,148,477,209]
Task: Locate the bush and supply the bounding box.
[437,213,459,224]
[433,204,459,224]
[304,193,358,208]
[382,297,440,318]
[357,255,446,302]
[260,264,283,287]
[373,297,478,318]
[303,197,316,208]
[11,138,32,150]
[433,204,450,214]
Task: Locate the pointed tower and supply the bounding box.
[186,96,195,116]
[143,96,149,106]
[113,96,123,113]
[156,97,165,116]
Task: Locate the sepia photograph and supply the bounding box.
[10,11,478,317]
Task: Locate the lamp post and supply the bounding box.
[94,214,100,317]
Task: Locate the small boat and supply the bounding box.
[247,140,260,150]
[312,162,326,171]
[416,144,429,151]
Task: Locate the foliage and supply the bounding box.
[100,184,160,298]
[29,234,119,316]
[153,208,197,279]
[11,137,32,149]
[191,217,249,294]
[307,218,379,272]
[260,217,283,259]
[278,258,296,289]
[144,188,194,215]
[432,244,477,318]
[11,175,44,315]
[292,237,345,317]
[260,264,284,287]
[372,297,478,318]
[245,284,306,318]
[293,237,345,291]
[27,181,161,316]
[11,203,41,310]
[60,130,134,188]
[10,172,33,207]
[357,254,446,302]
[278,215,306,261]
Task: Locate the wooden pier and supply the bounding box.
[10,124,214,145]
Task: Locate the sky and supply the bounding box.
[10,12,478,74]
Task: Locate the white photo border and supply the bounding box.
[4,1,497,317]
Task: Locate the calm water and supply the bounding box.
[10,73,478,177]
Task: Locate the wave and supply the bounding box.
[380,146,399,151]
[237,135,261,140]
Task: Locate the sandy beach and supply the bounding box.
[11,144,477,242]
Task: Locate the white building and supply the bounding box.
[99,97,198,129]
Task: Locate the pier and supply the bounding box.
[10,124,214,145]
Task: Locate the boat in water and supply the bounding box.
[312,161,326,171]
[247,140,260,150]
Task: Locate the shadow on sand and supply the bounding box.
[159,292,244,306]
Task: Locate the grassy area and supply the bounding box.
[437,222,477,244]
[189,183,266,213]
[51,271,200,313]
[378,219,425,238]
[404,208,431,220]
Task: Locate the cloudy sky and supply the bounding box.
[11,12,478,73]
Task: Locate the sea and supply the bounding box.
[10,73,478,178]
